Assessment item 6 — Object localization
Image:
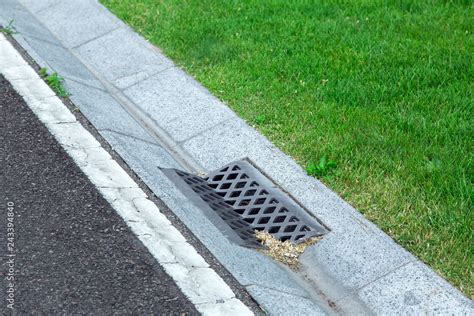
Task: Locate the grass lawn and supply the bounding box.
[101,0,473,296]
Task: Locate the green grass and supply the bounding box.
[39,68,69,97]
[100,0,473,296]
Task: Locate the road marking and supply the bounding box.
[0,34,253,316]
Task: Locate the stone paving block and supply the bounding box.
[197,298,253,316]
[18,0,60,13]
[29,96,77,124]
[10,34,52,70]
[161,264,235,305]
[246,285,327,316]
[300,226,413,300]
[75,28,173,89]
[181,118,277,171]
[45,121,101,150]
[0,0,54,42]
[356,261,474,314]
[124,67,236,142]
[99,130,182,171]
[22,36,102,88]
[36,0,120,48]
[0,39,30,69]
[64,79,155,142]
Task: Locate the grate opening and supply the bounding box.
[245,189,256,196]
[269,227,280,234]
[274,216,285,223]
[235,181,246,188]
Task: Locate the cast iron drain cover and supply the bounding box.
[163,160,327,247]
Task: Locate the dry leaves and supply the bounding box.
[255,230,321,268]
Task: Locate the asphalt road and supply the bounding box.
[0,75,198,314]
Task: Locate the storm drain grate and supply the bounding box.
[174,170,262,248]
[164,160,327,247]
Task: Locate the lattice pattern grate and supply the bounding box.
[168,160,327,246]
[175,170,262,248]
[206,162,323,243]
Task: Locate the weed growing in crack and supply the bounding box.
[0,20,18,35]
[39,68,70,97]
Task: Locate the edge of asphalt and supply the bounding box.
[0,34,260,315]
[1,0,471,314]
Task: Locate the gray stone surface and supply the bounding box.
[124,67,236,142]
[0,0,55,42]
[36,0,120,48]
[356,261,474,315]
[181,117,277,170]
[99,130,181,171]
[75,28,174,89]
[246,285,328,316]
[300,228,413,299]
[65,79,154,141]
[18,0,60,13]
[21,36,102,88]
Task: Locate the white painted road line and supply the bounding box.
[0,34,253,316]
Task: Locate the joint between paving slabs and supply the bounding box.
[174,116,237,146]
[115,65,177,91]
[334,259,416,303]
[158,257,209,268]
[99,128,164,148]
[19,32,65,50]
[244,283,313,300]
[63,75,107,91]
[69,25,122,50]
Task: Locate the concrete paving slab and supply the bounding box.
[123,67,236,142]
[75,28,173,89]
[18,0,60,13]
[300,228,413,299]
[99,130,182,171]
[181,117,277,171]
[246,285,327,316]
[355,261,474,314]
[21,35,102,88]
[0,0,54,42]
[36,0,120,48]
[64,79,157,142]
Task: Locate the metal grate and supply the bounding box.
[165,160,327,247]
[205,161,326,243]
[173,170,262,248]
